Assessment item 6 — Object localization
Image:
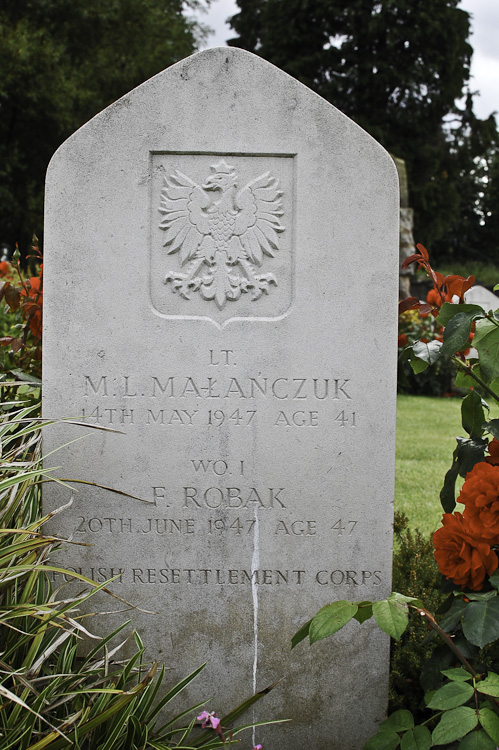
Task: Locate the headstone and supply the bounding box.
[464,285,499,312]
[392,156,415,299]
[43,48,399,750]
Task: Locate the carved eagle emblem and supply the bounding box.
[159,160,285,309]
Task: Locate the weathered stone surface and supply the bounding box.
[43,47,399,749]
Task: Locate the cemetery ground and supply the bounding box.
[396,394,470,538]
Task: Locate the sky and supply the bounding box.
[191,0,499,120]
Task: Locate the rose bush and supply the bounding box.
[294,245,499,749]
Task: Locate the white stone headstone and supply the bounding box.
[464,285,499,312]
[43,48,399,749]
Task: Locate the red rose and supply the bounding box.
[460,462,499,541]
[485,438,499,467]
[433,512,497,590]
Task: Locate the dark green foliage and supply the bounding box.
[389,512,446,716]
[443,94,499,262]
[228,0,499,263]
[0,0,209,251]
[398,310,457,397]
[399,357,457,397]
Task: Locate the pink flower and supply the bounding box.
[197,710,221,729]
[253,745,263,750]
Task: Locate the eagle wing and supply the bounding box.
[158,171,210,265]
[233,172,285,265]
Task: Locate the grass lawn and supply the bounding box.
[395,393,498,538]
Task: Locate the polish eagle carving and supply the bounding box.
[160,160,285,309]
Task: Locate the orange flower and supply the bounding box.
[460,462,499,541]
[22,277,42,298]
[0,261,10,277]
[433,512,497,590]
[485,438,499,467]
[20,276,43,339]
[398,333,408,347]
[426,288,442,307]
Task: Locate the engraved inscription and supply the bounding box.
[72,514,361,539]
[80,368,357,430]
[182,486,286,509]
[160,160,285,309]
[83,374,353,401]
[49,567,382,586]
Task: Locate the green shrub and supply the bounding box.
[398,310,456,397]
[389,512,446,717]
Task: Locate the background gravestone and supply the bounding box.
[43,48,399,749]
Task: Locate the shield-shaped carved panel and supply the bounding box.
[149,152,294,327]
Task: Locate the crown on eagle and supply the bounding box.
[209,159,236,174]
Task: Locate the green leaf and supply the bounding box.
[488,569,499,590]
[309,601,358,644]
[424,689,436,705]
[427,681,474,709]
[353,602,373,624]
[437,302,484,327]
[474,320,499,383]
[388,592,420,605]
[440,445,460,513]
[400,726,432,750]
[479,707,499,744]
[440,312,477,357]
[373,597,409,640]
[494,284,499,292]
[455,363,483,390]
[363,730,401,750]
[459,729,496,749]
[462,599,499,647]
[462,390,486,438]
[456,437,488,477]
[432,707,478,745]
[464,590,499,602]
[441,668,473,682]
[291,619,312,649]
[410,340,442,373]
[485,419,499,440]
[490,377,499,397]
[380,710,414,732]
[439,598,467,632]
[477,671,499,697]
[9,368,42,384]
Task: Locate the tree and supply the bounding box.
[0,0,210,252]
[443,94,499,261]
[228,0,498,262]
